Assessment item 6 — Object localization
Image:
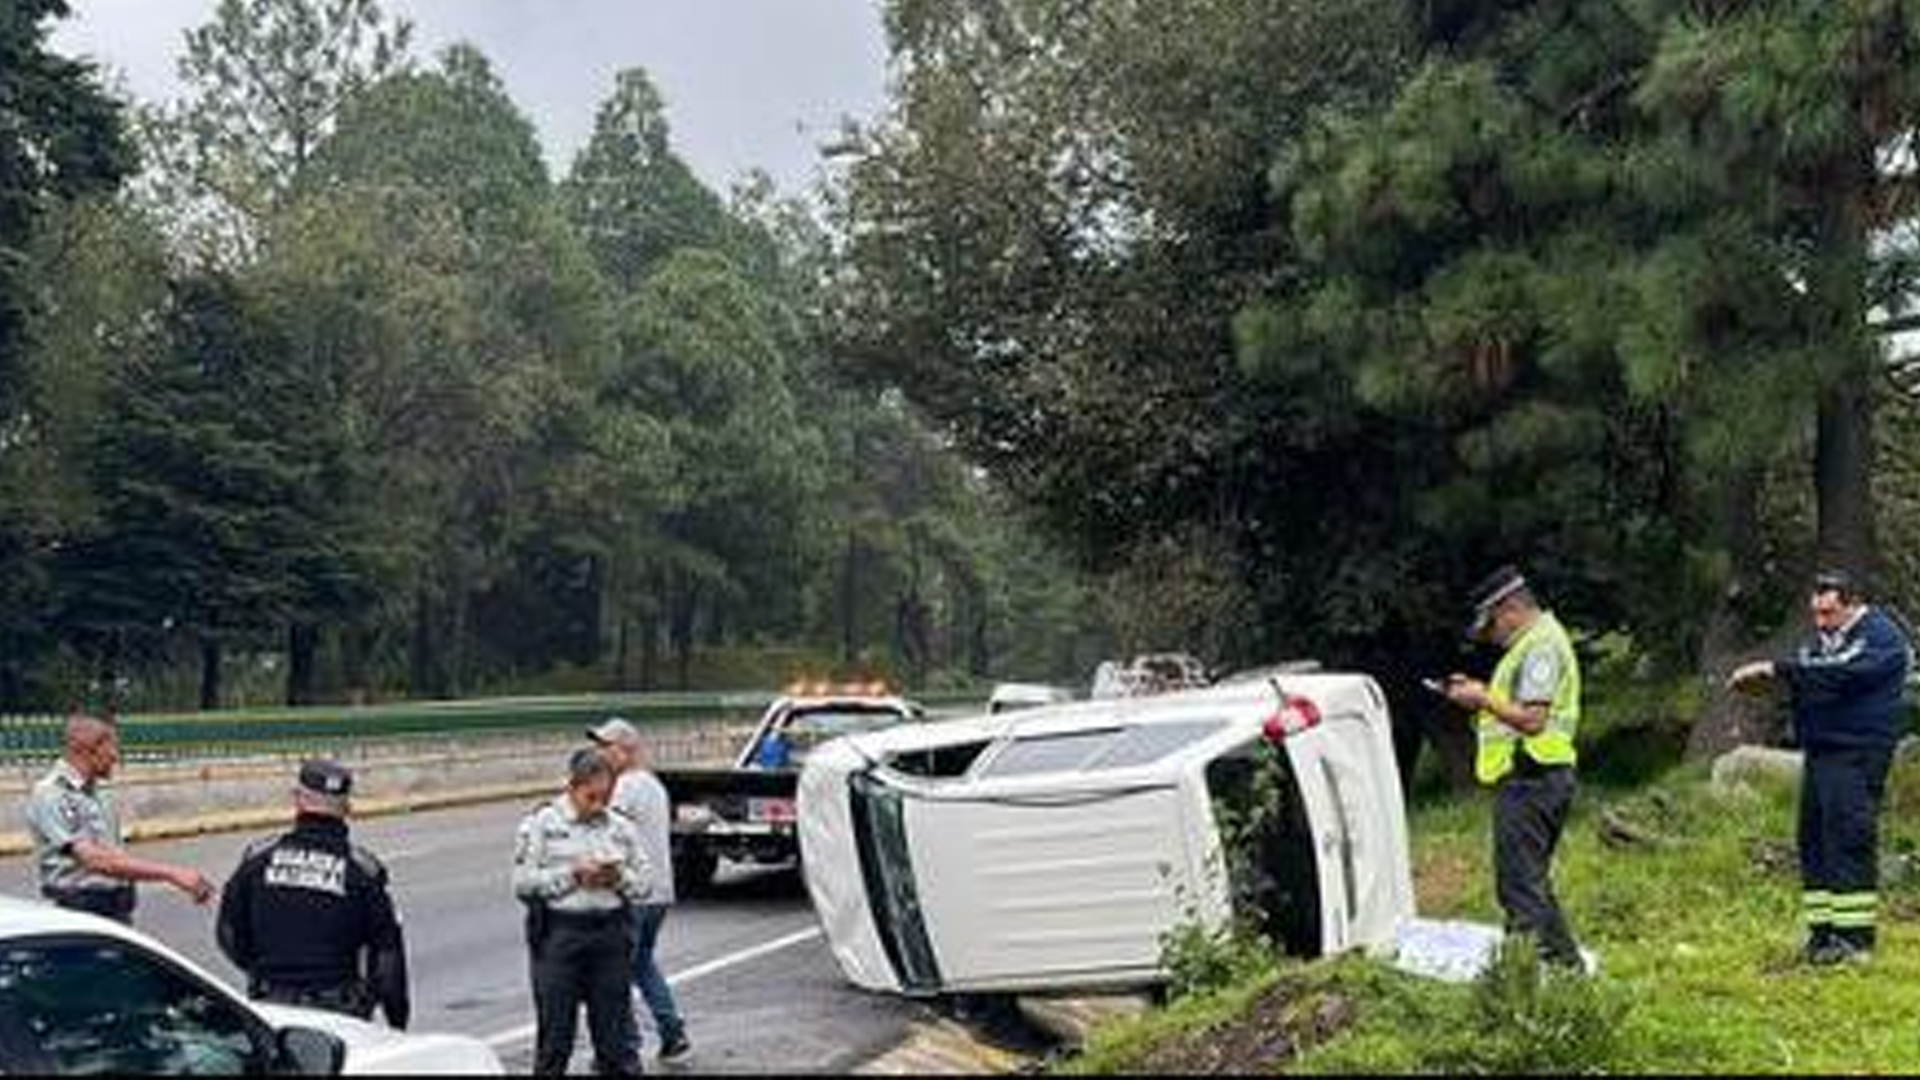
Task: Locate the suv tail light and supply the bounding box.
[1262,694,1323,744]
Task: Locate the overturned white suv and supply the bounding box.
[798,674,1415,996]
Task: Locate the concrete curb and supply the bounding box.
[0,780,556,858]
[854,1018,1031,1075]
[1018,994,1151,1048]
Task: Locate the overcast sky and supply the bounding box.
[52,0,892,198]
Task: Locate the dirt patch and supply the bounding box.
[1135,980,1356,1075]
[1415,851,1474,913]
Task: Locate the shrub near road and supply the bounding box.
[1071,760,1920,1074]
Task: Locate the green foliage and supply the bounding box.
[1158,739,1290,1000]
[0,5,1107,709]
[139,0,414,264]
[1429,937,1632,1075]
[1081,763,1920,1074]
[1158,918,1280,1003]
[0,1,139,701]
[561,69,748,292]
[836,0,1415,683]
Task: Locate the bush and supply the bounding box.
[1160,919,1279,1001]
[1427,937,1632,1075]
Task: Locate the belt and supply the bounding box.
[254,980,374,1019]
[1507,755,1572,780]
[546,907,630,930]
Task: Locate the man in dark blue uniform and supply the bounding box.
[217,759,411,1026]
[1729,570,1912,965]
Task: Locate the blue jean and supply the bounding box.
[630,904,686,1046]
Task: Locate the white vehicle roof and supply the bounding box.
[0,896,501,1075]
[843,674,1381,771]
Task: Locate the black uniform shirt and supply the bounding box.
[217,814,411,1028]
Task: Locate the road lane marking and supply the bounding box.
[482,925,824,1048]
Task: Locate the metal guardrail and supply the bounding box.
[0,690,990,765]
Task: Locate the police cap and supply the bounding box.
[297,758,354,799]
[1466,565,1530,639]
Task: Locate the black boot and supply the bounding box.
[1802,924,1836,965]
[1833,926,1875,960]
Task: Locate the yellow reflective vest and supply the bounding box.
[1475,611,1580,785]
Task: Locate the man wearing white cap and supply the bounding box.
[589,718,691,1063]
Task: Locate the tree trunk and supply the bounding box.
[1812,146,1879,581]
[1687,466,1790,759]
[641,604,661,691]
[198,635,223,711]
[448,585,470,699]
[410,586,441,699]
[671,574,697,692]
[839,532,860,664]
[1816,379,1877,580]
[98,629,125,716]
[969,593,991,680]
[616,618,632,691]
[341,625,372,706]
[286,623,319,707]
[641,573,665,692]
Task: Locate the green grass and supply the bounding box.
[1072,759,1920,1073]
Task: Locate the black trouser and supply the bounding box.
[251,979,375,1020]
[43,885,135,925]
[1799,745,1893,949]
[531,910,640,1077]
[1493,765,1580,967]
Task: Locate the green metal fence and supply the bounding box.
[0,690,988,765]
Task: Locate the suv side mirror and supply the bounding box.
[275,1026,347,1075]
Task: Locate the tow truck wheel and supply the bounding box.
[674,850,718,895]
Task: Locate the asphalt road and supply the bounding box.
[0,798,923,1074]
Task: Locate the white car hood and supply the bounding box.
[254,1005,503,1076]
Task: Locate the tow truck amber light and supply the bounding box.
[784,679,894,698]
[1262,695,1323,744]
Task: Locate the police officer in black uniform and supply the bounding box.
[217,759,411,1027]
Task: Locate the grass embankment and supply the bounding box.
[1070,756,1920,1073]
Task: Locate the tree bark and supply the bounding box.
[1687,466,1790,759]
[1816,379,1877,579]
[671,574,697,692]
[341,625,373,705]
[448,585,470,699]
[286,623,318,707]
[616,617,632,691]
[1812,144,1879,581]
[198,635,223,711]
[969,595,991,679]
[641,582,662,691]
[410,586,441,699]
[839,532,860,664]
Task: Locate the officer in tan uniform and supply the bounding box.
[24,714,212,923]
[514,747,652,1076]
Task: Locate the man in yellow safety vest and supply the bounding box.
[1443,565,1584,969]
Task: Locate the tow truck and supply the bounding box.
[659,683,926,891]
